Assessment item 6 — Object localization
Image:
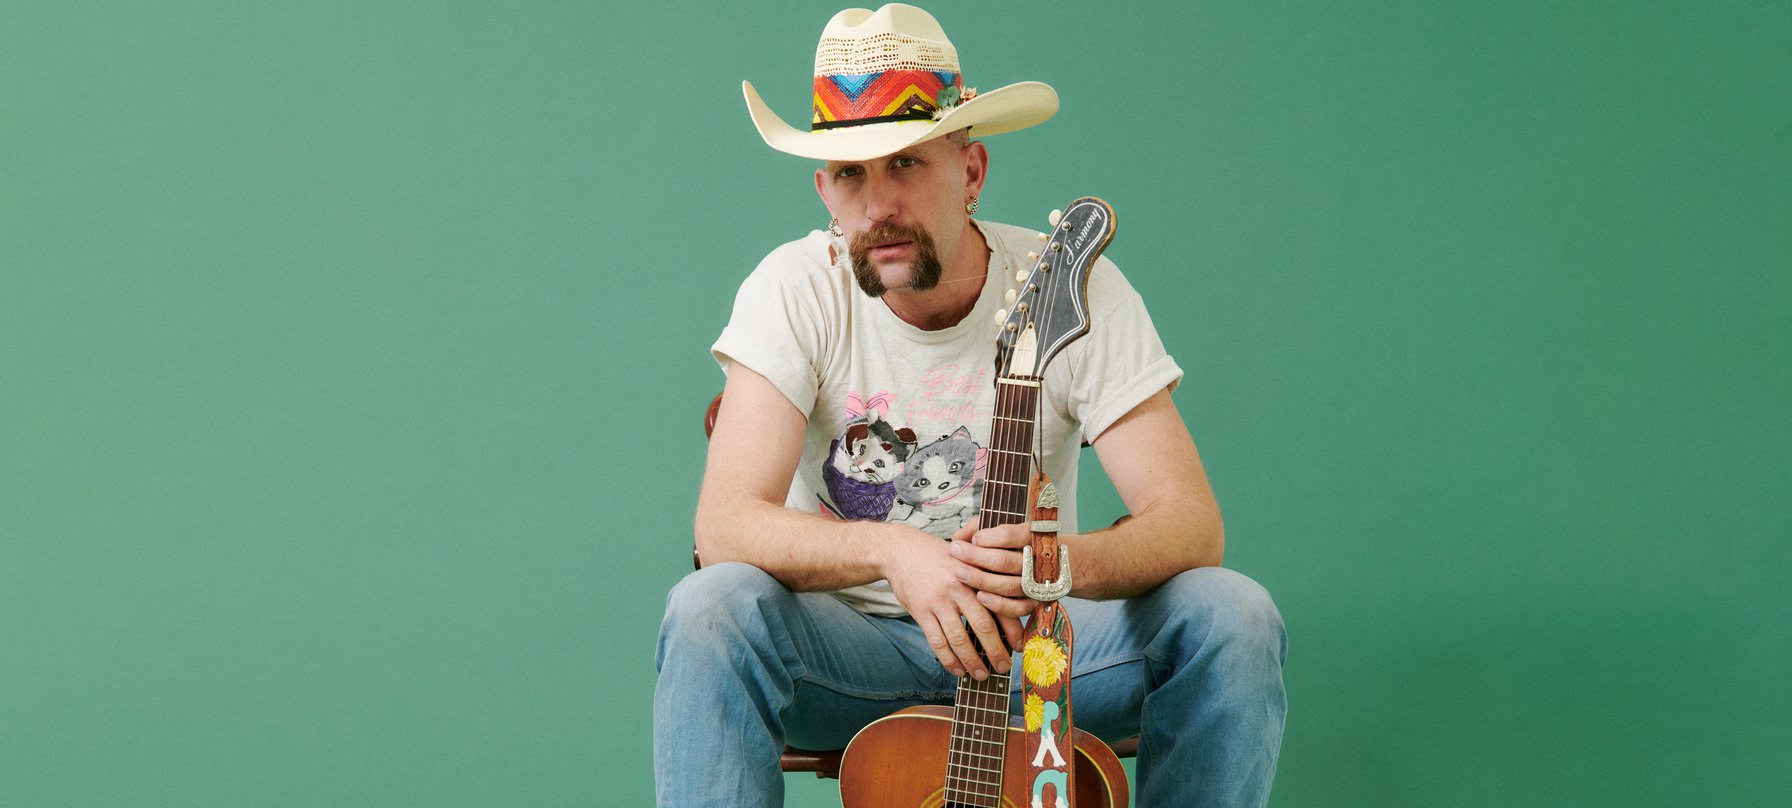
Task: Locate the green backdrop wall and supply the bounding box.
[3,1,1786,805]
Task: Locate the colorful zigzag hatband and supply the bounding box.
[812,69,962,130]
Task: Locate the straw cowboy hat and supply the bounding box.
[743,4,1059,161]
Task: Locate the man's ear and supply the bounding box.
[963,139,989,200]
[814,167,832,213]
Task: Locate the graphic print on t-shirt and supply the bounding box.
[820,395,917,521]
[817,382,989,539]
[887,426,987,538]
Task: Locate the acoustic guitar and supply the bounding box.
[838,199,1128,808]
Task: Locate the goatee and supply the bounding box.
[849,222,943,298]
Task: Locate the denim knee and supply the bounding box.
[1151,567,1287,665]
[657,562,789,668]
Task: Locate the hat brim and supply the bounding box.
[743,79,1058,161]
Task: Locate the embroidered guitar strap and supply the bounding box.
[1021,471,1074,808]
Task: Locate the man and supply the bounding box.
[655,5,1286,806]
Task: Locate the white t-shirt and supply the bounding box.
[712,219,1183,615]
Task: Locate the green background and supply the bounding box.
[3,0,1786,805]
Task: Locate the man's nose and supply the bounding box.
[862,174,902,224]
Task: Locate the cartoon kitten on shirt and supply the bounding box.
[888,427,986,539]
[821,409,918,521]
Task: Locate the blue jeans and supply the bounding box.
[653,562,1287,807]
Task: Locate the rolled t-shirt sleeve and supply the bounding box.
[1063,259,1185,444]
[711,255,831,418]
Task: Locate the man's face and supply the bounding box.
[815,135,982,298]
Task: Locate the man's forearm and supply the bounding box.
[694,495,917,592]
[1060,499,1224,600]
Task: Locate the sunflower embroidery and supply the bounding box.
[1024,692,1046,732]
[1023,636,1069,687]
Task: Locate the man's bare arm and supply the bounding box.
[951,386,1224,606]
[694,363,1023,678]
[1069,385,1223,597]
[694,361,887,591]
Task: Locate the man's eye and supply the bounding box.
[893,156,918,168]
[836,166,863,179]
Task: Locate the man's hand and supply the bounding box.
[947,521,1040,622]
[879,526,1020,681]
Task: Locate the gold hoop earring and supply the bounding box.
[828,217,843,237]
[966,196,980,215]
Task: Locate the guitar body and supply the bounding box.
[838,706,1130,808]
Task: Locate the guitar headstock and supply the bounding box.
[994,197,1117,378]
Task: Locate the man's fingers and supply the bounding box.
[998,613,1026,651]
[954,596,1013,675]
[935,608,990,680]
[949,542,1022,575]
[973,524,1033,549]
[920,619,965,678]
[954,562,1025,597]
[976,590,1036,619]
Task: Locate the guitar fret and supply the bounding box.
[949,751,1005,763]
[953,741,1010,756]
[946,773,1001,785]
[951,716,1010,727]
[955,699,1008,711]
[947,774,1002,787]
[947,771,999,783]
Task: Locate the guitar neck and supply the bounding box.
[944,373,1040,806]
[979,375,1041,531]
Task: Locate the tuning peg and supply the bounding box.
[1014,269,1028,282]
[1048,209,1062,227]
[1026,251,1040,261]
[994,308,1009,325]
[1004,288,1017,304]
[1036,232,1049,243]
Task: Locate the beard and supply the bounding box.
[848,222,944,298]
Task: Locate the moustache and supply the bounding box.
[850,223,927,255]
[847,222,943,297]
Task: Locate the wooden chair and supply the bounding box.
[698,393,1138,779]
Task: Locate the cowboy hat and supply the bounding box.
[743,4,1058,161]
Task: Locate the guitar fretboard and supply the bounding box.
[943,375,1039,806]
